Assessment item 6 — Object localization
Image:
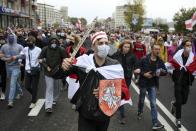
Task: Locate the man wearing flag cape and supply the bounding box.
[62,31,131,131]
[165,39,196,128]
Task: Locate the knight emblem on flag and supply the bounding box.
[99,79,122,116]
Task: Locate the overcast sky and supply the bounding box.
[37,0,196,23]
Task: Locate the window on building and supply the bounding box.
[7,1,14,9]
[0,1,3,6]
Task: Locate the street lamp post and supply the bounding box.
[44,1,47,29]
[29,0,31,27]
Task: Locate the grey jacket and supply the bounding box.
[0,34,24,68]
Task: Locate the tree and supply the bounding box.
[173,7,196,33]
[53,22,60,28]
[124,0,145,31]
[69,17,87,26]
[159,24,169,32]
[152,23,169,32]
[70,17,78,25]
[80,18,87,26]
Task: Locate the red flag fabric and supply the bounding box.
[185,19,193,30]
[169,49,196,74]
[185,11,196,30]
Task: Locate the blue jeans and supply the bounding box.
[6,66,22,102]
[138,87,158,126]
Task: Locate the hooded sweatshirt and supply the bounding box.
[39,35,66,76]
[0,33,24,68]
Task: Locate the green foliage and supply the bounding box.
[80,18,87,26]
[70,17,78,25]
[69,17,87,26]
[53,22,60,28]
[173,7,196,33]
[152,23,169,32]
[124,0,145,31]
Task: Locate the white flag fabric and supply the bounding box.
[185,11,196,30]
[192,11,196,26]
[185,19,193,30]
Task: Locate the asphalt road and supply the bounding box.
[0,73,195,131]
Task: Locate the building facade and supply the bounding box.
[60,6,68,23]
[0,0,35,28]
[36,3,62,28]
[114,5,129,29]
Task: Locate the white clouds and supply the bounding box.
[38,0,196,22]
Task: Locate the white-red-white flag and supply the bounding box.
[185,11,196,31]
[76,19,82,31]
[192,11,196,26]
[185,19,193,30]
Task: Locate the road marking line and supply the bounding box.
[28,99,45,117]
[156,96,188,131]
[131,82,174,131]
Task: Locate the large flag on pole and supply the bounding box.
[185,19,193,30]
[192,11,196,26]
[76,19,82,31]
[185,11,196,30]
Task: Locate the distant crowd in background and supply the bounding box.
[0,26,196,130]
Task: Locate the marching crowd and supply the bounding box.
[0,26,196,131]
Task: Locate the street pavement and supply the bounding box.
[0,73,195,131]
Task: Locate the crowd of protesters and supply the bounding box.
[0,26,196,130]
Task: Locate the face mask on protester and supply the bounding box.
[185,47,192,53]
[51,43,57,48]
[27,42,35,50]
[8,35,15,45]
[97,44,110,58]
[57,32,61,36]
[61,33,65,37]
[50,40,57,48]
[0,39,5,44]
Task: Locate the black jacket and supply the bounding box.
[39,46,66,76]
[112,51,137,79]
[65,56,119,122]
[137,54,167,88]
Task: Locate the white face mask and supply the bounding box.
[51,43,57,48]
[97,44,110,58]
[185,47,192,53]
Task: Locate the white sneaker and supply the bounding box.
[72,104,76,110]
[8,101,14,108]
[0,93,5,100]
[29,103,36,109]
[15,94,22,100]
